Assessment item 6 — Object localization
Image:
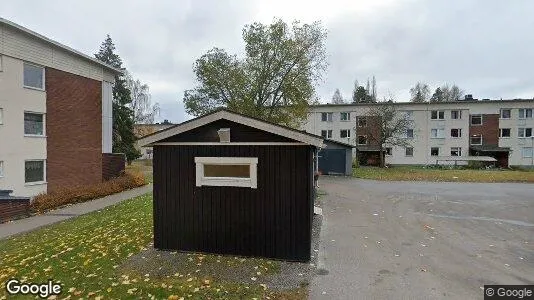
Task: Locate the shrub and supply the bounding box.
[352,158,360,168]
[31,170,147,213]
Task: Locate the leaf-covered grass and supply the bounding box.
[0,194,298,299]
[353,166,534,183]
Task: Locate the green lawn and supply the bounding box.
[353,166,534,183]
[0,194,295,299]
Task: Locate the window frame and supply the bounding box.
[430,128,445,139]
[519,108,533,119]
[194,157,258,189]
[357,116,367,127]
[340,112,351,122]
[500,109,511,119]
[450,128,462,138]
[518,128,533,138]
[470,135,483,145]
[522,147,533,158]
[357,135,367,145]
[24,112,45,137]
[340,129,351,138]
[499,128,511,138]
[431,110,445,120]
[470,115,482,126]
[321,130,332,139]
[404,111,414,120]
[405,147,414,157]
[450,147,462,157]
[321,112,333,122]
[430,147,439,156]
[24,159,46,185]
[23,62,45,91]
[385,147,393,156]
[450,110,462,120]
[406,129,414,139]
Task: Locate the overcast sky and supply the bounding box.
[3,0,534,123]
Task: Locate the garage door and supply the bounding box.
[318,149,346,175]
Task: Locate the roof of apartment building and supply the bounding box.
[0,17,121,74]
[311,98,534,108]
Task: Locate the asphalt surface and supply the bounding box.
[311,177,534,300]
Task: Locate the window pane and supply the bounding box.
[204,164,250,178]
[405,147,413,156]
[25,160,44,182]
[527,109,533,118]
[430,148,439,156]
[471,115,482,125]
[24,113,43,135]
[523,148,533,158]
[24,63,44,89]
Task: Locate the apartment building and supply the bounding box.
[134,122,174,159]
[0,18,123,197]
[303,98,534,167]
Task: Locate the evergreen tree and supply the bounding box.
[95,35,140,163]
[352,80,359,103]
[430,87,444,102]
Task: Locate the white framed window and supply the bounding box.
[404,111,414,120]
[471,115,482,125]
[195,157,258,189]
[321,130,332,139]
[431,110,444,120]
[519,108,533,119]
[24,112,45,136]
[451,110,462,120]
[25,160,46,184]
[340,129,351,138]
[450,128,462,138]
[430,147,439,156]
[499,128,511,138]
[0,108,3,124]
[500,109,511,119]
[321,112,333,122]
[451,147,462,157]
[0,161,4,177]
[357,117,367,127]
[518,128,533,138]
[340,112,350,121]
[406,129,414,139]
[522,147,533,158]
[385,147,392,156]
[405,147,414,157]
[470,135,482,145]
[430,128,445,138]
[23,62,45,90]
[357,135,367,145]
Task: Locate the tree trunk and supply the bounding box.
[379,148,385,168]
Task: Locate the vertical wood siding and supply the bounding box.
[153,145,313,262]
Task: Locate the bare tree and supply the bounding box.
[126,72,160,124]
[351,79,359,103]
[331,88,344,104]
[371,75,377,102]
[409,82,430,102]
[364,97,414,167]
[441,84,464,101]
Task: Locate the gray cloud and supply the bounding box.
[3,0,533,123]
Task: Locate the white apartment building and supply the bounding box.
[303,99,534,167]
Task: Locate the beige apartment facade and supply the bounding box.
[303,99,534,167]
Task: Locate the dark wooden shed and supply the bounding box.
[138,110,324,262]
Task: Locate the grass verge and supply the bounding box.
[0,194,303,299]
[353,166,534,183]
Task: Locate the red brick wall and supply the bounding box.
[102,153,125,180]
[46,68,102,192]
[0,200,30,223]
[470,114,499,146]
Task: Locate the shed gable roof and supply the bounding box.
[138,110,324,148]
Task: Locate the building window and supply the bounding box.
[451,110,462,119]
[0,161,4,177]
[430,147,439,156]
[451,147,462,157]
[450,128,462,138]
[321,112,333,122]
[25,160,45,183]
[430,128,445,138]
[518,128,533,138]
[405,147,414,157]
[340,129,351,138]
[471,115,482,125]
[321,130,332,139]
[499,128,511,138]
[24,112,44,136]
[194,157,258,189]
[23,63,45,90]
[340,112,351,121]
[500,109,511,119]
[404,111,413,120]
[385,147,392,156]
[0,108,3,124]
[522,147,533,158]
[357,135,367,145]
[519,108,533,119]
[431,110,445,120]
[470,135,482,145]
[357,117,367,127]
[406,129,414,139]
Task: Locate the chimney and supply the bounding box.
[464,94,473,100]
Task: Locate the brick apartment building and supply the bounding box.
[0,17,124,197]
[304,97,534,167]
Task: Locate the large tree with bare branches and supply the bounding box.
[183,19,327,128]
[363,99,415,167]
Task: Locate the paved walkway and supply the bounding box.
[0,184,152,240]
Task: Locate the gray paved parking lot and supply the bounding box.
[311,177,534,300]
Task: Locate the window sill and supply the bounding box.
[430,137,445,139]
[23,85,46,92]
[430,119,445,121]
[25,181,47,186]
[24,134,47,138]
[499,137,511,139]
[450,137,462,139]
[471,124,483,126]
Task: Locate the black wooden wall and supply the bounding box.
[153,145,314,262]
